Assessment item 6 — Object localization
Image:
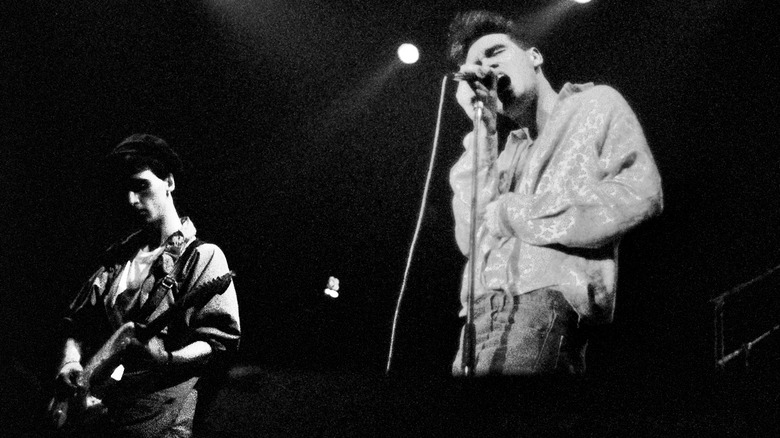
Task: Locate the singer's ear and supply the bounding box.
[527,48,543,68]
[166,174,176,193]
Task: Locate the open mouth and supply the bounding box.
[496,75,512,103]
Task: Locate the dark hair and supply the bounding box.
[448,10,533,65]
[105,134,183,180]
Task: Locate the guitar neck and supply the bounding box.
[80,271,234,389]
[138,271,235,341]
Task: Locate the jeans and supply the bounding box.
[101,375,199,438]
[452,288,587,376]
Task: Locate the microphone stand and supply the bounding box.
[461,100,483,377]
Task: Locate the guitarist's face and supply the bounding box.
[124,169,175,226]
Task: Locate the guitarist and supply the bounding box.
[54,134,241,437]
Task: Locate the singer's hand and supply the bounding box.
[455,65,500,135]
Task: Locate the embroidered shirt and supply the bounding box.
[450,83,663,323]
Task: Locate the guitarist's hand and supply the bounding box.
[56,361,84,391]
[126,336,170,368]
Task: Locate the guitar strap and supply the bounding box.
[136,238,203,324]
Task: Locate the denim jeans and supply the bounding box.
[100,374,199,437]
[452,288,587,376]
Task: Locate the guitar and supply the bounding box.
[48,271,235,430]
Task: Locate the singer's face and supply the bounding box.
[464,33,539,119]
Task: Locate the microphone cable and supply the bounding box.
[386,74,449,375]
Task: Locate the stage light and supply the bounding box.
[397,43,419,64]
[573,0,592,3]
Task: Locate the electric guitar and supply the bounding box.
[48,271,235,430]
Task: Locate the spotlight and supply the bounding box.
[397,43,419,64]
[573,0,592,3]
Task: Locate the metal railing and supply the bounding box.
[712,264,780,369]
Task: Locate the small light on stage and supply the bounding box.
[397,43,419,64]
[324,276,340,299]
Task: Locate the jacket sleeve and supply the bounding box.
[62,265,114,355]
[180,244,241,356]
[61,231,144,354]
[492,87,663,248]
[449,131,500,255]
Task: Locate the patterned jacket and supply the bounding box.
[450,83,663,324]
[65,217,241,372]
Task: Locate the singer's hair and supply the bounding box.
[104,133,184,181]
[448,10,532,65]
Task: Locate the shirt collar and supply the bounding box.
[157,217,198,275]
[508,82,595,140]
[161,217,197,251]
[557,82,595,101]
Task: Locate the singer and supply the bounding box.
[51,134,241,437]
[448,11,663,375]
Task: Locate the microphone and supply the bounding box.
[452,70,496,89]
[453,70,511,93]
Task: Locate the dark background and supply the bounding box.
[1,0,779,435]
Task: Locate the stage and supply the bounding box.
[3,361,778,437]
[2,0,779,435]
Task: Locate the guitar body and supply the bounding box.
[48,321,137,429]
[47,271,234,430]
[47,388,108,431]
[83,321,138,397]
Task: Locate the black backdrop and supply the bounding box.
[1,0,779,433]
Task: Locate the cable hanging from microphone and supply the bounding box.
[385,74,449,375]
